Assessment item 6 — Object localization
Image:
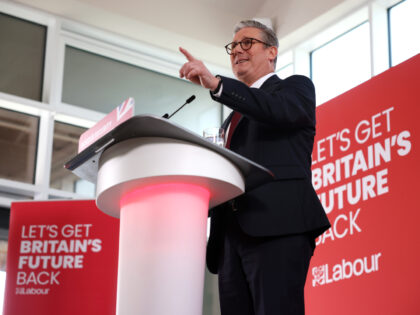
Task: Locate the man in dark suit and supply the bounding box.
[179,20,330,315]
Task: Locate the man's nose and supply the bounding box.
[231,43,244,55]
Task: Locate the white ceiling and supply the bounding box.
[13,0,363,67]
[77,0,266,46]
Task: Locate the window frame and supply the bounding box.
[387,0,418,67]
[0,1,232,205]
[309,20,371,104]
[0,0,413,205]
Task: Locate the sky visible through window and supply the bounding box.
[311,22,371,105]
[389,0,420,66]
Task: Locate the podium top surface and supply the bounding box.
[65,115,274,191]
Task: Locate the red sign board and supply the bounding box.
[306,54,420,314]
[4,200,119,315]
[78,97,134,152]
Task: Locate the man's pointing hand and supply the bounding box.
[179,47,220,91]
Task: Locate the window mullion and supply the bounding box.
[42,17,62,106]
[369,2,390,76]
[34,111,54,200]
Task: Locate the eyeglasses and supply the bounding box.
[224,37,271,55]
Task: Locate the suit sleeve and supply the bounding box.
[211,75,316,128]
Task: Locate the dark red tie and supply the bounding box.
[225,112,241,148]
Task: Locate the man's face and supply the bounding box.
[230,27,277,86]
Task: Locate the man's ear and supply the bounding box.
[268,46,278,64]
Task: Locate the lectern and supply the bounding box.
[65,115,273,315]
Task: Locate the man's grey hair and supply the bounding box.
[234,20,279,68]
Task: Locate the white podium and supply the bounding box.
[65,115,273,315]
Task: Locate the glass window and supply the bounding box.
[0,107,39,183]
[62,46,221,134]
[0,205,10,235]
[388,0,420,66]
[50,121,94,197]
[0,206,9,312]
[0,240,7,313]
[0,13,46,101]
[0,270,6,310]
[310,22,371,105]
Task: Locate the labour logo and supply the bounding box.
[312,265,326,286]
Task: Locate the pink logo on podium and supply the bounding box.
[78,98,135,153]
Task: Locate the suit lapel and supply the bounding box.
[222,75,282,145]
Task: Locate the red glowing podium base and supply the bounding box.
[65,115,273,315]
[118,183,209,314]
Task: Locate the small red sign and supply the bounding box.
[78,97,135,153]
[4,200,119,315]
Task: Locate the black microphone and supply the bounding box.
[162,95,196,119]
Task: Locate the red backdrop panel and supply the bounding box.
[4,200,119,315]
[306,54,420,314]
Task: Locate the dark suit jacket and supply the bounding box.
[206,74,330,274]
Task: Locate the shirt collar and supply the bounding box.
[250,72,277,88]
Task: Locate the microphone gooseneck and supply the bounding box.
[162,95,196,119]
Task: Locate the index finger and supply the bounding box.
[179,47,196,62]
